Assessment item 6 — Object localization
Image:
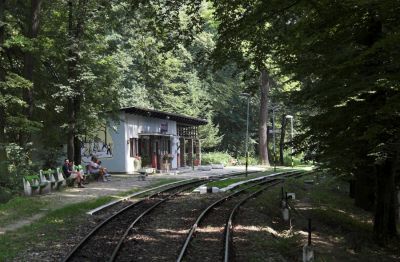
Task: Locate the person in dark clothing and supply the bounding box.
[62,159,84,188]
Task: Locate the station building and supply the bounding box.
[80,106,207,173]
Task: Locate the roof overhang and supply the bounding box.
[120,106,208,126]
[139,132,174,137]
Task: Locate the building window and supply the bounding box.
[130,138,138,157]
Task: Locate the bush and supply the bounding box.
[282,150,304,166]
[201,152,233,166]
[4,143,38,192]
[237,155,259,165]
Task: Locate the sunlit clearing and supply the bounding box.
[127,234,158,242]
[235,225,278,235]
[156,228,188,235]
[197,226,223,233]
[86,187,121,191]
[50,218,64,224]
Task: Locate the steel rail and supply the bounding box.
[109,181,200,262]
[223,171,306,262]
[62,179,205,262]
[87,170,259,216]
[108,171,265,261]
[223,181,282,262]
[176,175,288,262]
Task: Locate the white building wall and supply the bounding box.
[124,114,177,173]
[96,113,127,173]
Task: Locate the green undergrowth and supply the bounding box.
[0,197,112,260]
[0,196,50,227]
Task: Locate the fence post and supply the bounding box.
[302,218,314,262]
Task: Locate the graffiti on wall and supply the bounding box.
[81,128,114,163]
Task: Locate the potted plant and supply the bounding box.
[162,154,174,171]
[133,155,142,171]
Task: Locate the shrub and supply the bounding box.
[282,150,304,166]
[201,152,233,166]
[237,155,259,165]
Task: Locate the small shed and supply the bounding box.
[81,106,207,173]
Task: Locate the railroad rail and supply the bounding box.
[62,179,206,262]
[176,170,304,262]
[87,170,260,216]
[63,170,261,262]
[176,171,302,261]
[223,171,306,261]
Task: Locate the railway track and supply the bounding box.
[62,170,302,261]
[89,170,260,218]
[177,171,303,262]
[63,171,260,261]
[63,179,206,262]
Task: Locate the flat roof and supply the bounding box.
[120,106,208,126]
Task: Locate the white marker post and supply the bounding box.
[303,219,314,262]
[282,192,289,221]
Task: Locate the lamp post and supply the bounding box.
[271,106,278,172]
[240,93,250,177]
[285,115,294,168]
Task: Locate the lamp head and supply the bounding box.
[240,92,250,98]
[285,115,293,119]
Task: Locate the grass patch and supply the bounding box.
[0,196,50,227]
[310,207,372,234]
[270,233,302,258]
[0,196,112,260]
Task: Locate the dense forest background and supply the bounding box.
[0,0,399,243]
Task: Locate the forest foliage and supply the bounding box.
[0,1,282,196]
[1,0,398,243]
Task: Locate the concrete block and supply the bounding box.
[287,193,296,199]
[211,164,224,169]
[302,244,314,262]
[199,165,212,171]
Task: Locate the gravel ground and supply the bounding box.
[115,192,221,262]
[10,167,288,262]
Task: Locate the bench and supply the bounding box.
[41,169,63,190]
[56,167,67,187]
[23,175,49,196]
[137,168,154,181]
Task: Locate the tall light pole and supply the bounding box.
[240,93,250,177]
[272,106,278,172]
[285,115,294,168]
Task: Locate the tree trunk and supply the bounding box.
[373,158,398,244]
[354,166,375,211]
[66,0,86,163]
[259,69,270,166]
[267,124,273,163]
[0,0,8,180]
[23,0,41,120]
[279,113,287,165]
[66,0,75,162]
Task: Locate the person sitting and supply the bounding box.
[62,159,85,188]
[88,156,109,182]
[98,160,111,181]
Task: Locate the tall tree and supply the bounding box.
[0,0,7,179]
[259,69,270,165]
[210,0,400,243]
[23,0,41,121]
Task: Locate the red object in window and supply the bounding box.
[152,153,157,169]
